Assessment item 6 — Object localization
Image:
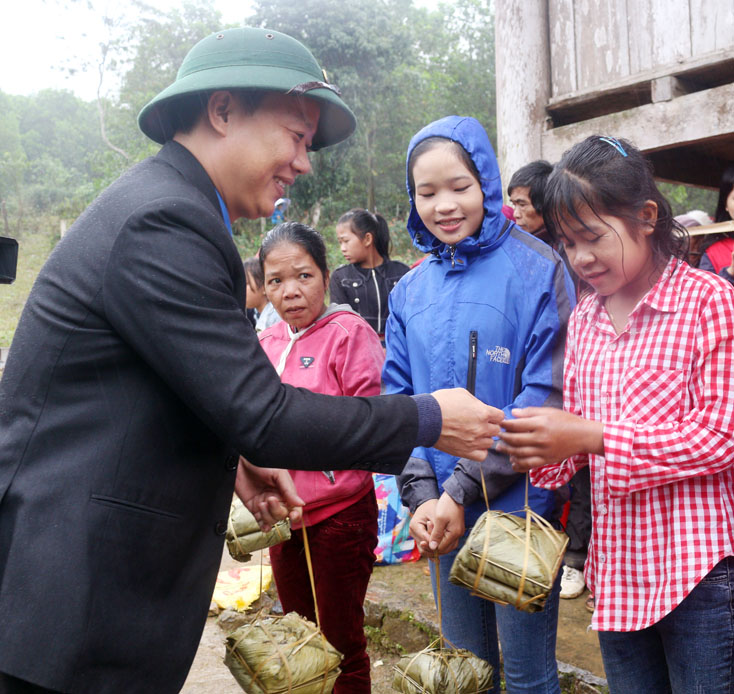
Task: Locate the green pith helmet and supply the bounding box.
[137,27,356,150]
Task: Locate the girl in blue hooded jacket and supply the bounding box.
[383,116,575,694]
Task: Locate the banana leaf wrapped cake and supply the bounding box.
[392,644,493,694]
[449,508,568,613]
[224,612,342,694]
[226,498,291,562]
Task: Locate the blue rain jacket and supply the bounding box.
[383,116,575,525]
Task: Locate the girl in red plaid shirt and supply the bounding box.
[499,136,734,694]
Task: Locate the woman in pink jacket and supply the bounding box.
[258,221,384,694]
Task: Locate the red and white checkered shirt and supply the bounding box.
[531,258,734,631]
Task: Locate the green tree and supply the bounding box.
[86,1,228,186]
[659,182,717,219]
[0,93,29,231]
[411,0,496,143]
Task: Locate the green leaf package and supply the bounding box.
[226,499,291,562]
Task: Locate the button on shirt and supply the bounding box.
[531,258,734,632]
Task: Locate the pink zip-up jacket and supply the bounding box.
[258,304,384,528]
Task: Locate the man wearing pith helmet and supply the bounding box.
[0,27,500,694]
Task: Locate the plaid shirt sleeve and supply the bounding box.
[603,285,734,497]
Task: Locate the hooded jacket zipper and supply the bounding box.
[370,268,382,334]
[467,330,478,395]
[450,245,457,268]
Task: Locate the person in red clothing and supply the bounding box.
[257,221,383,694]
[697,164,734,283]
[499,136,734,694]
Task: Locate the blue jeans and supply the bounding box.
[430,540,562,694]
[598,555,734,694]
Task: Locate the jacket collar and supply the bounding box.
[156,141,221,221]
[274,304,358,375]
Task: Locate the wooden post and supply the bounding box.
[495,0,551,194]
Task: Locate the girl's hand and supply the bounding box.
[497,407,604,471]
[429,492,465,556]
[409,499,437,553]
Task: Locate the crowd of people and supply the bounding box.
[0,23,732,694]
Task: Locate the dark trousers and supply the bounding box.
[269,489,378,694]
[0,673,61,694]
[564,466,591,570]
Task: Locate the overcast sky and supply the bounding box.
[0,0,255,100]
[0,0,439,102]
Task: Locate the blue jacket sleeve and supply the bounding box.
[447,255,575,503]
[383,278,440,511]
[503,256,574,416]
[382,283,414,396]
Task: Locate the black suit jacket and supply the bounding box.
[0,142,418,693]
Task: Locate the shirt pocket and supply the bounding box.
[619,367,685,424]
[339,276,367,306]
[340,276,365,289]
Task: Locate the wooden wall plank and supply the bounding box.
[549,0,577,96]
[690,0,734,54]
[650,0,692,64]
[574,0,630,91]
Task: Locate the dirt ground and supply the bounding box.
[182,549,605,693]
[181,549,402,694]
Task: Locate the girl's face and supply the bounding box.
[559,202,659,301]
[263,241,328,330]
[726,186,734,220]
[412,142,484,246]
[336,223,370,265]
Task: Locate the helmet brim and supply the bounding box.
[138,65,355,150]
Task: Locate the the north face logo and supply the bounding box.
[300,356,315,368]
[486,346,511,364]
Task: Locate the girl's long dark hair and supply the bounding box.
[714,164,734,223]
[543,135,688,267]
[337,209,392,260]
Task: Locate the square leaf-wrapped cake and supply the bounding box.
[225,612,342,694]
[392,647,493,694]
[449,509,568,613]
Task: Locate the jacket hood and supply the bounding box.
[405,116,508,259]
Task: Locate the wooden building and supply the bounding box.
[495,0,734,190]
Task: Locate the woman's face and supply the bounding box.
[263,241,328,330]
[411,142,484,246]
[336,222,370,266]
[726,186,734,220]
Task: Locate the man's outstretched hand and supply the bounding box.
[235,457,304,531]
[431,388,503,461]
